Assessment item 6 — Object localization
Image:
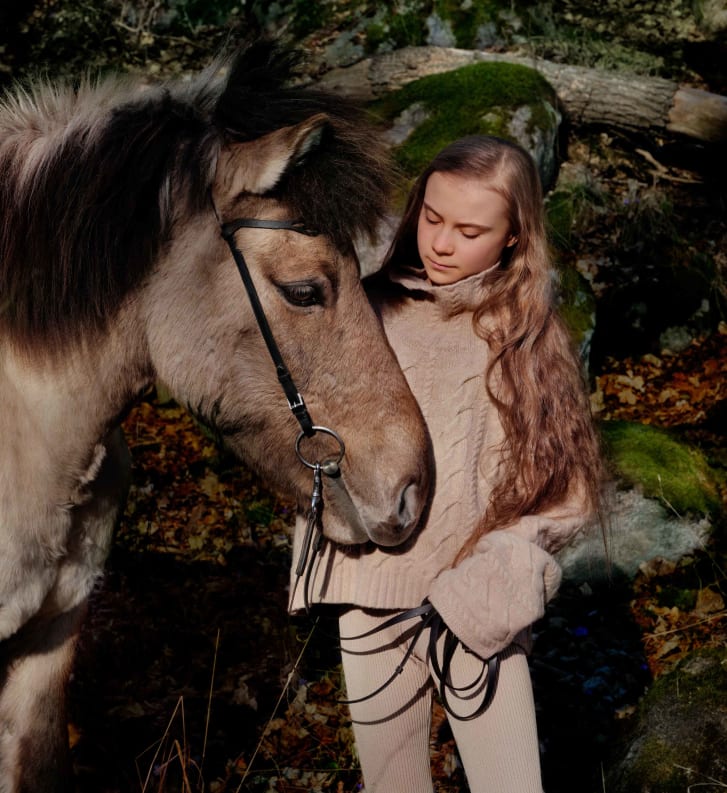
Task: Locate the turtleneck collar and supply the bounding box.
[387,264,494,317]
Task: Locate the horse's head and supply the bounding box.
[146,112,431,547]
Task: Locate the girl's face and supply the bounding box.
[416,170,517,286]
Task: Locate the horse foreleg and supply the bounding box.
[0,606,85,793]
[0,428,130,792]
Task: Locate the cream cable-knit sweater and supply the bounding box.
[289,266,589,659]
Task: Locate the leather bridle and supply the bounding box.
[220,217,318,440]
[219,215,345,473]
[218,211,345,616]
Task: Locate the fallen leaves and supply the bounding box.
[593,324,727,426]
[68,316,726,792]
[120,396,295,565]
[630,553,727,677]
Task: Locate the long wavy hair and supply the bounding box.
[371,135,603,558]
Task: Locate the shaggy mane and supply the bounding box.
[0,41,392,352]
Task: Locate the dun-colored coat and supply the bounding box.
[0,43,431,792]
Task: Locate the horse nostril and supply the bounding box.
[398,480,420,528]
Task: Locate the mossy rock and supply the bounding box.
[557,261,596,363]
[430,0,509,49]
[369,60,560,189]
[601,421,722,517]
[361,0,511,52]
[607,648,727,792]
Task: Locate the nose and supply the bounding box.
[432,227,454,255]
[368,477,427,547]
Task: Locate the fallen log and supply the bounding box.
[316,46,727,144]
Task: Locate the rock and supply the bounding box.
[700,0,727,33]
[425,13,456,48]
[606,648,727,792]
[558,419,721,585]
[381,102,431,146]
[558,486,711,584]
[506,101,562,189]
[369,59,562,189]
[555,254,597,365]
[355,216,399,277]
[321,29,365,69]
[601,421,721,517]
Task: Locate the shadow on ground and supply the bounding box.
[70,544,649,793]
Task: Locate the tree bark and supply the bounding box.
[316,46,727,144]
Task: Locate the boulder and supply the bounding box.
[606,649,727,792]
[558,421,720,585]
[558,486,711,584]
[369,59,562,189]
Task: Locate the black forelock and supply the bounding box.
[211,41,393,251]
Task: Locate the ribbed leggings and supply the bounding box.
[339,607,544,793]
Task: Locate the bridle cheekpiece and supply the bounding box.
[218,213,345,473]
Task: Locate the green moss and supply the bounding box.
[556,261,596,349]
[600,421,721,516]
[619,735,686,792]
[612,649,727,791]
[557,262,596,347]
[370,61,556,178]
[434,0,503,48]
[546,183,607,252]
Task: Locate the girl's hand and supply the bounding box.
[428,530,562,659]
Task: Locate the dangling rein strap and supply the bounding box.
[338,601,500,721]
[220,218,320,438]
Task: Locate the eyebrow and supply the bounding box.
[422,201,490,231]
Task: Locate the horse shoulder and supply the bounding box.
[0,353,130,639]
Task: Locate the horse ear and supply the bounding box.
[213,113,328,201]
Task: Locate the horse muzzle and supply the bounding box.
[321,470,427,547]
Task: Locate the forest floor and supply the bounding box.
[68,319,727,793]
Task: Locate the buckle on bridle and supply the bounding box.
[287,392,305,411]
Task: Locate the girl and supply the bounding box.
[290,135,603,792]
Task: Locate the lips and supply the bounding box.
[427,258,455,271]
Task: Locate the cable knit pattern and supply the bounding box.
[289,266,590,655]
[429,530,562,659]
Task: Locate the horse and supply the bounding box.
[0,42,431,792]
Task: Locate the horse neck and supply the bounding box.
[0,304,152,519]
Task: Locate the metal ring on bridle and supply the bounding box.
[295,426,346,473]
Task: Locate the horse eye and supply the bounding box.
[279,282,323,307]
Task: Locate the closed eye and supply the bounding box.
[278,281,325,307]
